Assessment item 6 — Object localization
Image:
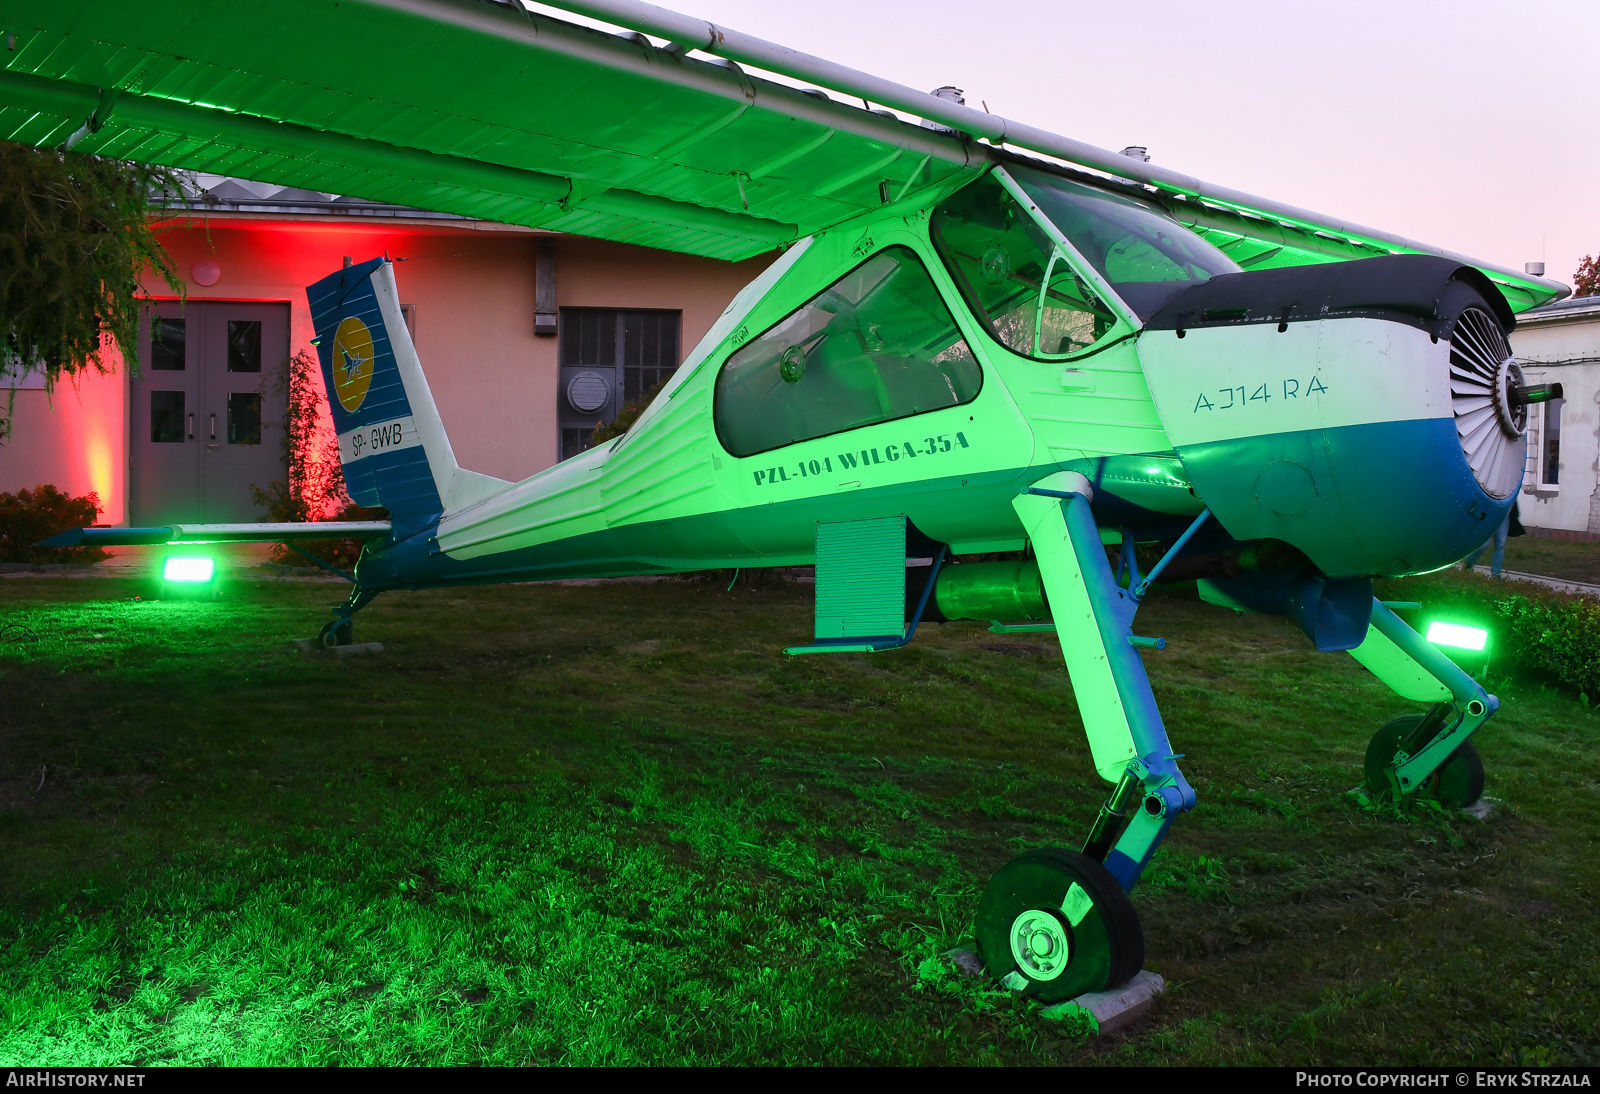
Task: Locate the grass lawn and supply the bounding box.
[0,570,1595,1065]
[1500,536,1600,585]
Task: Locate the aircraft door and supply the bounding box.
[928,170,1169,475]
[707,237,1030,556]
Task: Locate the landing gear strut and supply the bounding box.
[1364,710,1485,808]
[319,587,380,649]
[976,474,1200,998]
[1349,603,1498,807]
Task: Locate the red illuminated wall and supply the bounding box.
[0,211,771,525]
[0,355,128,523]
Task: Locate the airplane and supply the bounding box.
[11,0,1571,1005]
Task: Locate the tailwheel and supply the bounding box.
[974,847,1144,1003]
[1363,714,1485,808]
[318,618,354,648]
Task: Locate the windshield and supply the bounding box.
[1009,166,1241,319]
[928,175,1121,360]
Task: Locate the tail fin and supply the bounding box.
[307,257,507,517]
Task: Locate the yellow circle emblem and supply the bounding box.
[331,316,375,412]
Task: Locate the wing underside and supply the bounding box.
[0,0,977,260]
[0,0,1568,308]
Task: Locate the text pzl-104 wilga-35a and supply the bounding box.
[17,0,1569,1002]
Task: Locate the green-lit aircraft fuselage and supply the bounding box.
[16,0,1568,1006]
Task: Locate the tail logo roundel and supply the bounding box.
[331,316,375,412]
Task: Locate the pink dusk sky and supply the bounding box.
[541,0,1599,295]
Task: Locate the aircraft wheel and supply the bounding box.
[974,847,1144,1003]
[319,618,354,648]
[1363,715,1484,807]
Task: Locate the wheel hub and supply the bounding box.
[1009,909,1071,981]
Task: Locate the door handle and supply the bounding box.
[209,412,216,440]
[186,412,194,439]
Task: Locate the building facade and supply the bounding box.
[0,181,772,526]
[1512,293,1600,534]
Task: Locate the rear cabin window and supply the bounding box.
[713,246,981,459]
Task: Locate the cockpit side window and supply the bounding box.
[930,172,1119,360]
[713,245,981,459]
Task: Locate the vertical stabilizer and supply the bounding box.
[307,258,508,516]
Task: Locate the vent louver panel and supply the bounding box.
[1449,307,1525,500]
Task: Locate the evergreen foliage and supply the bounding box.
[1496,591,1600,698]
[591,379,667,445]
[251,349,383,568]
[0,141,186,438]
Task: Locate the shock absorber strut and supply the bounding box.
[1081,768,1141,862]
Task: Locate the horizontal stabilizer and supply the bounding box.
[36,522,392,547]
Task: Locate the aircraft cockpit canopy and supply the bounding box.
[1010,167,1241,319]
[931,168,1243,353]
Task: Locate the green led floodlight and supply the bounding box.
[1426,621,1488,651]
[162,557,215,583]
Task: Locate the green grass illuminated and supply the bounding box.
[0,572,1594,1064]
[161,557,214,583]
[1427,621,1489,651]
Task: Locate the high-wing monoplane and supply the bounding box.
[12,0,1571,1002]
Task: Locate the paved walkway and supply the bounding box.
[1469,565,1600,599]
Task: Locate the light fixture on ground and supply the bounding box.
[1426,621,1488,652]
[162,557,215,583]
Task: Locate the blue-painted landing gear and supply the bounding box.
[976,474,1201,998]
[319,587,380,649]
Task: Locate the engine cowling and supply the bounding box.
[1135,255,1521,579]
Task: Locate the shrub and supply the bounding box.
[251,349,385,568]
[1496,592,1600,697]
[0,484,108,563]
[592,379,667,445]
[1378,569,1600,697]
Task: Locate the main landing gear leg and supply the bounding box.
[1348,600,1497,807]
[974,472,1195,1003]
[319,587,381,649]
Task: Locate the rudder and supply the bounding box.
[307,257,506,517]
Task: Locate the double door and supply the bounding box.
[131,301,289,525]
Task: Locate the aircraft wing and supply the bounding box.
[0,0,978,261]
[0,0,1569,306]
[37,522,392,547]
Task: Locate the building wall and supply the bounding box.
[1512,305,1600,533]
[0,213,772,525]
[0,358,128,523]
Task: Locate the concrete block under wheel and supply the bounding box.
[940,948,1164,1034]
[1040,969,1165,1033]
[291,639,385,656]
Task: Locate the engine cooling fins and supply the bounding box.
[1448,306,1525,500]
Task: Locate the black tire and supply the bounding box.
[319,618,354,648]
[1431,739,1484,808]
[1364,714,1484,807]
[1364,716,1412,798]
[974,847,1144,1003]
